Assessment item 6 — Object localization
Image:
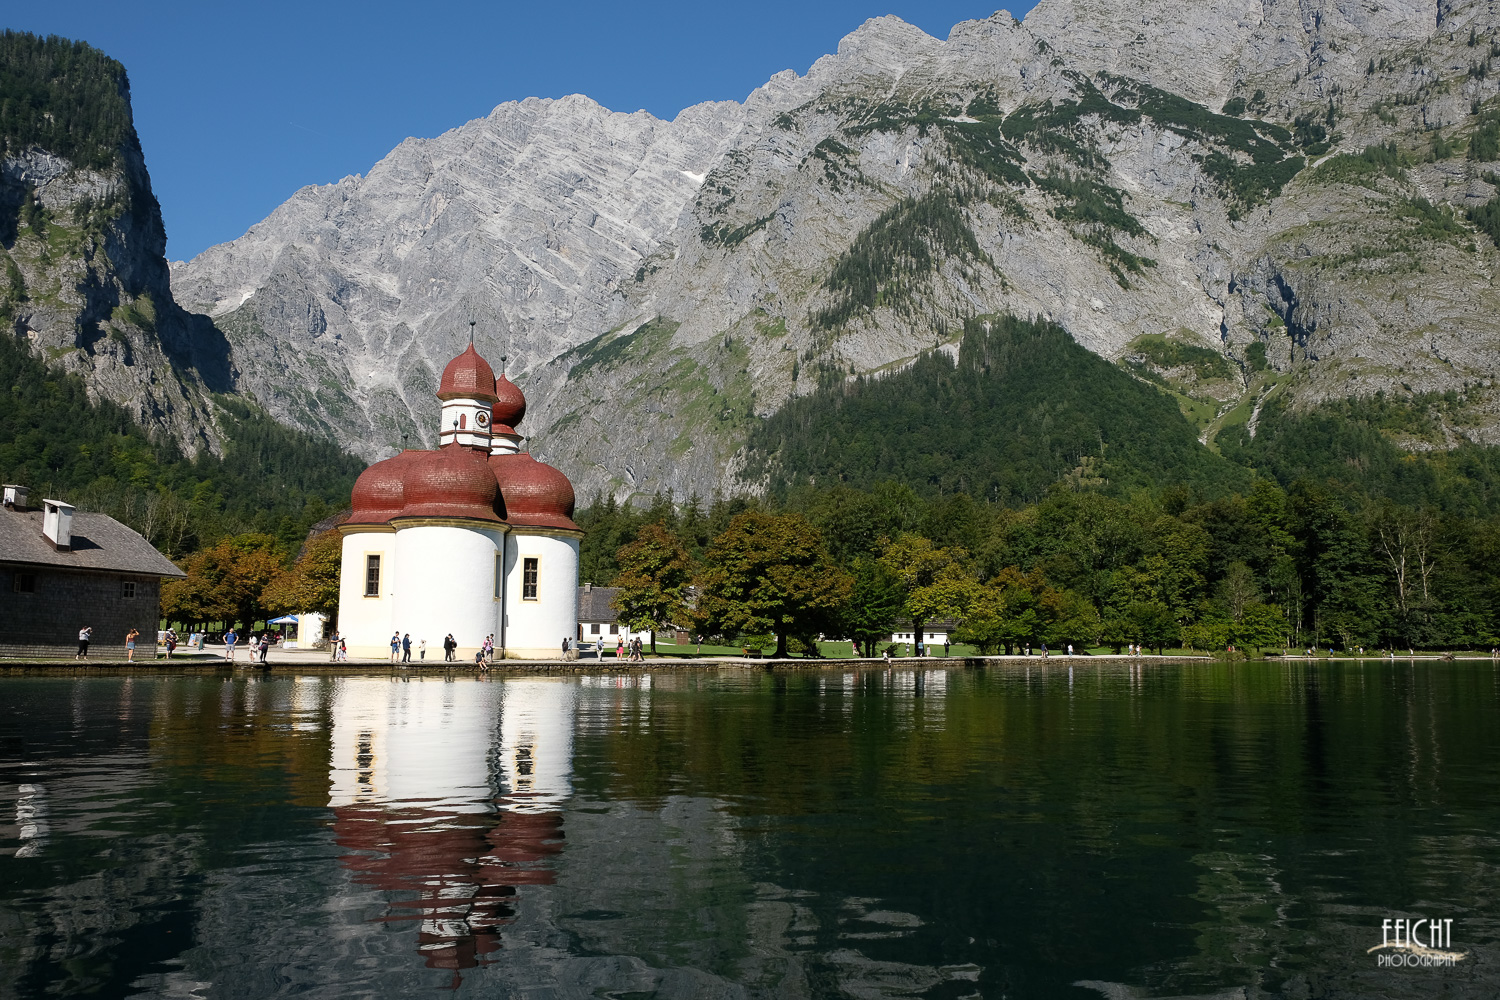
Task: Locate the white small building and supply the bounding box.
[336,343,581,660]
[576,583,655,650]
[888,620,954,646]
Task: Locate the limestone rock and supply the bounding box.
[172,0,1500,498]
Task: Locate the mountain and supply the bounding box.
[1,31,231,452]
[172,0,1500,500]
[0,32,366,556]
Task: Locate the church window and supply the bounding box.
[590,623,600,634]
[13,572,35,594]
[522,557,538,600]
[120,579,137,599]
[365,555,381,597]
[459,413,467,429]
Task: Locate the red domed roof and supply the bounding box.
[348,450,423,525]
[438,345,499,402]
[395,445,504,523]
[492,374,527,431]
[490,452,578,530]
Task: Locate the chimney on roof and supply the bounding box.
[42,499,75,551]
[3,485,28,509]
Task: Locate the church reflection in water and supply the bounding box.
[327,678,574,981]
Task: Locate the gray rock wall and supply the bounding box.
[171,0,1500,499]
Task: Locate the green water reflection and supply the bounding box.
[1,662,1496,998]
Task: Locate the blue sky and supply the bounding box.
[8,2,1039,260]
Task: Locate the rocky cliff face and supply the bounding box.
[173,0,1500,498]
[2,41,228,454]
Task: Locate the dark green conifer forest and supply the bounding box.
[745,314,1249,503]
[0,333,362,558]
[0,30,134,171]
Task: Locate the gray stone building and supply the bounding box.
[1,486,186,658]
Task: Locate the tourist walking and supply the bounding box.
[258,633,270,665]
[224,628,238,661]
[419,639,427,661]
[338,637,348,661]
[616,637,625,659]
[125,628,139,661]
[401,633,412,663]
[329,631,340,662]
[696,634,702,653]
[165,629,178,658]
[561,637,571,660]
[389,633,400,663]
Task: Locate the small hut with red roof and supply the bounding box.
[336,343,580,659]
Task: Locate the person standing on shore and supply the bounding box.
[76,626,92,659]
[224,628,238,662]
[419,639,427,661]
[401,633,412,664]
[329,632,340,662]
[125,628,139,661]
[389,633,400,663]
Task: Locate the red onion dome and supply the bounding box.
[347,450,423,525]
[438,344,499,402]
[489,452,578,530]
[491,374,527,431]
[394,444,504,522]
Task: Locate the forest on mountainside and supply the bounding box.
[0,31,134,171]
[0,331,362,559]
[744,314,1250,503]
[581,313,1500,654]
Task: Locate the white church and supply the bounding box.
[336,342,580,659]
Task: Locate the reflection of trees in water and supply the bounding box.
[334,803,563,982]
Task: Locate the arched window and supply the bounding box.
[459,413,467,429]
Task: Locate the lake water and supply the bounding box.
[1,662,1497,998]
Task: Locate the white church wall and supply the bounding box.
[503,530,579,659]
[393,523,505,661]
[337,529,396,658]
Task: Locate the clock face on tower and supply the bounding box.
[476,411,489,427]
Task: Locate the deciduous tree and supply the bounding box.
[612,523,694,653]
[695,512,850,658]
[878,533,966,652]
[262,530,342,622]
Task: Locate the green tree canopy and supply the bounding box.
[261,530,342,623]
[695,512,851,657]
[839,558,907,656]
[612,523,695,653]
